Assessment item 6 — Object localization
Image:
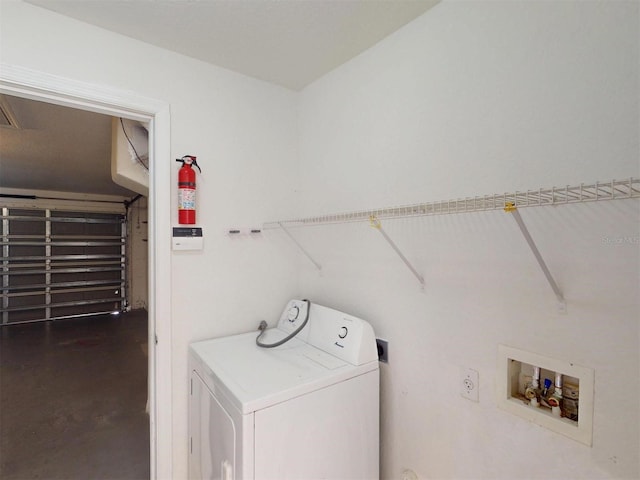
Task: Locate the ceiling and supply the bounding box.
[25,0,439,91]
[2,1,438,198]
[0,94,136,197]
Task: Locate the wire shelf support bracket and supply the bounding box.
[504,203,566,313]
[278,222,322,271]
[370,215,425,289]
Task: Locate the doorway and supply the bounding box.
[0,64,172,479]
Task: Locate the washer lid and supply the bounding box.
[190,330,378,414]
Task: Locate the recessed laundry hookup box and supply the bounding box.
[497,345,594,446]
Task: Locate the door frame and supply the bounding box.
[0,63,173,479]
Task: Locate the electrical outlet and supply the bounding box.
[461,367,479,402]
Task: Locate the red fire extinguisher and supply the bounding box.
[176,155,201,224]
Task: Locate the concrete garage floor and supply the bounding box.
[0,311,149,480]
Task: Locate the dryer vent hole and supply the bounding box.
[376,339,388,363]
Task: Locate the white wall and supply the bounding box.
[1,2,300,478]
[297,1,639,479]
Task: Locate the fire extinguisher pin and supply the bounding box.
[176,155,202,173]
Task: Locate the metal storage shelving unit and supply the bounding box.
[1,207,126,325]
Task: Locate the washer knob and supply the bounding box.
[338,326,348,339]
[287,305,300,322]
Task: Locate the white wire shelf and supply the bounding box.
[264,178,639,228]
[264,177,639,306]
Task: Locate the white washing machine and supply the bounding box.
[188,299,379,480]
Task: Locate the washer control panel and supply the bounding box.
[306,303,377,366]
[274,299,377,365]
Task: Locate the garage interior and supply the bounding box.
[0,94,150,479]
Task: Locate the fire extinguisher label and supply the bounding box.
[178,189,196,210]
